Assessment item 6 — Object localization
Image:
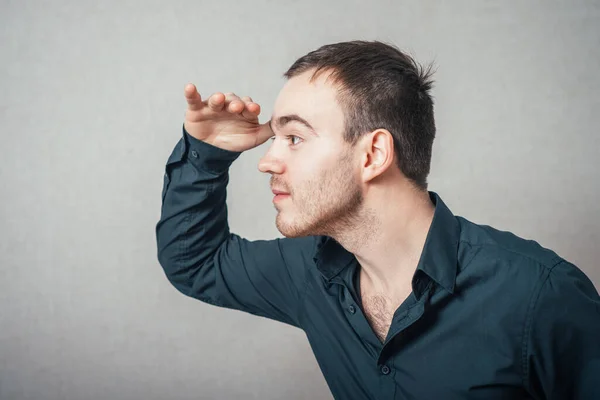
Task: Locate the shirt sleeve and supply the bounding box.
[524,259,600,399]
[155,124,318,328]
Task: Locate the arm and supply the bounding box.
[155,125,317,327]
[524,260,600,399]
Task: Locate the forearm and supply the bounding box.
[156,124,241,296]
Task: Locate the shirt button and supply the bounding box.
[380,365,390,375]
[348,305,356,314]
[191,150,199,158]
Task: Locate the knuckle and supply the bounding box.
[226,93,243,103]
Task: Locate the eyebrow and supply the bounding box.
[268,114,318,136]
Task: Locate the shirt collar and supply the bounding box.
[313,236,356,281]
[313,191,459,294]
[416,191,459,294]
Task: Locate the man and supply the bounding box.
[155,41,600,399]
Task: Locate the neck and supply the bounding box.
[330,177,435,298]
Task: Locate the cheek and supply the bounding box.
[302,167,345,198]
[290,150,349,192]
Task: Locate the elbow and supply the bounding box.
[156,245,215,300]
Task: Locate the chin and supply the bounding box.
[275,213,314,238]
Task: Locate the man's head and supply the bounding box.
[258,40,436,238]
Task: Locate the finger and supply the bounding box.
[208,92,226,112]
[239,96,257,119]
[184,83,203,111]
[241,102,261,120]
[224,92,241,101]
[222,92,244,114]
[227,99,245,114]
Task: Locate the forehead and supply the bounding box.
[272,70,345,134]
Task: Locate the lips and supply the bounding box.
[271,188,291,203]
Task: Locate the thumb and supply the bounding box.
[255,121,274,146]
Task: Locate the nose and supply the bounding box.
[258,143,285,175]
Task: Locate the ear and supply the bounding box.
[359,129,395,182]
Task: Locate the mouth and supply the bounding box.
[271,189,290,202]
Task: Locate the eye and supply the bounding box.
[286,135,303,146]
[270,135,303,146]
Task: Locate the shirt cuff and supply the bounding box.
[167,123,242,174]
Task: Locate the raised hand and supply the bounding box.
[183,83,273,153]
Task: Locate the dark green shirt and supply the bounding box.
[156,125,600,400]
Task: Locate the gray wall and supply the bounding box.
[1,1,598,399]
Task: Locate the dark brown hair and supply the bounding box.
[284,40,436,191]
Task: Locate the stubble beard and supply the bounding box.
[274,152,364,239]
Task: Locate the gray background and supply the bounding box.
[1,1,599,399]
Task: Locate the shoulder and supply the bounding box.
[453,216,599,307]
[455,216,564,273]
[452,215,598,306]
